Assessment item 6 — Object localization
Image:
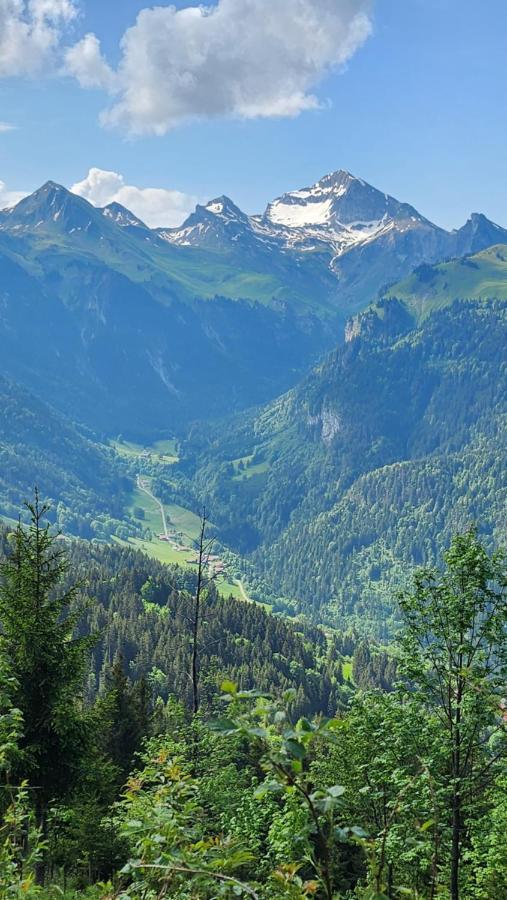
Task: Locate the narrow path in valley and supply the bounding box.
[235,578,250,602]
[137,475,169,538]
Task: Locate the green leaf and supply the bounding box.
[285,738,306,760]
[246,726,268,739]
[209,717,237,733]
[334,827,349,842]
[297,717,313,732]
[350,826,368,838]
[283,688,297,703]
[327,785,345,798]
[237,689,268,699]
[220,680,237,695]
[254,781,283,799]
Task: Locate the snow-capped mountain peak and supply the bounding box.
[0,181,102,235]
[262,169,421,233]
[202,195,249,223]
[263,170,355,229]
[2,169,506,320]
[101,202,148,230]
[156,195,253,249]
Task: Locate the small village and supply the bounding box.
[157,531,226,576]
[136,475,227,576]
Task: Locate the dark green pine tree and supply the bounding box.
[0,491,94,882]
[103,654,151,779]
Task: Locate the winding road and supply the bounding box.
[137,475,169,538]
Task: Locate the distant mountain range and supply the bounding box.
[0,181,331,435]
[160,169,507,306]
[1,169,506,437]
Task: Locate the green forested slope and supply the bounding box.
[187,295,507,632]
[0,376,127,533]
[0,532,349,717]
[1,518,506,898]
[1,234,506,631]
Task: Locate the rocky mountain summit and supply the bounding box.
[160,169,507,306]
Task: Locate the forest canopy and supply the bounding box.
[0,498,505,899]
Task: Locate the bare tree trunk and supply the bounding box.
[450,669,463,900]
[191,510,207,717]
[387,862,394,899]
[450,787,461,900]
[34,795,47,887]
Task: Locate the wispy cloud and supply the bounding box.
[65,0,373,136]
[0,122,17,132]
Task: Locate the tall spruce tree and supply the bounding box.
[0,492,93,882]
[398,529,507,900]
[103,654,151,779]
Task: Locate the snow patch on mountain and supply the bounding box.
[157,170,433,262]
[268,197,334,227]
[102,202,147,229]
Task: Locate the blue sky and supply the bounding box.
[0,0,506,229]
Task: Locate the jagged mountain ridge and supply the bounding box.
[2,171,507,310]
[162,169,433,250]
[2,180,116,236]
[3,170,506,261]
[0,179,338,312]
[259,169,430,247]
[0,171,506,437]
[453,212,507,257]
[160,169,507,308]
[0,181,335,436]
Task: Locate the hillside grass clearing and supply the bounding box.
[111,438,179,465]
[231,454,270,480]
[385,244,507,321]
[124,488,247,602]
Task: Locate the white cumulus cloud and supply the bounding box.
[0,180,27,208]
[70,167,197,228]
[0,0,77,77]
[65,32,116,91]
[66,0,373,135]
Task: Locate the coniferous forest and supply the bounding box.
[0,494,505,899]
